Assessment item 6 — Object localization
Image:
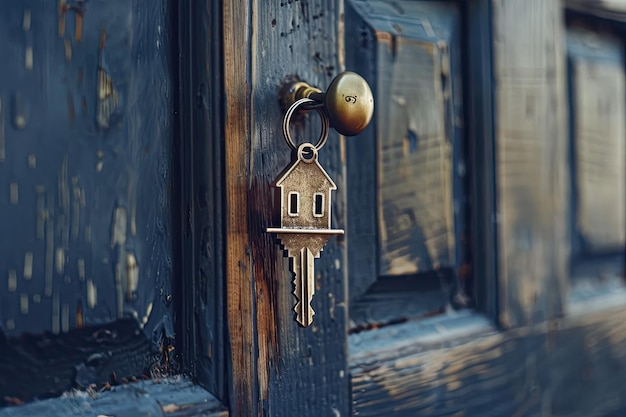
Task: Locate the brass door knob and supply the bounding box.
[280,72,374,136]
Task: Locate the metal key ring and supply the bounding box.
[282,98,330,151]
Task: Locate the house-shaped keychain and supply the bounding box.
[267,142,343,327]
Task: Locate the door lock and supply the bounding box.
[279,71,374,136]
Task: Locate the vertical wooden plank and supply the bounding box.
[224,0,349,416]
[493,0,569,327]
[176,0,227,401]
[223,0,256,415]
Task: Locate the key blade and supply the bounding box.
[294,247,315,327]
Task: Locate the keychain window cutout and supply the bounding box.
[289,192,300,216]
[313,193,324,217]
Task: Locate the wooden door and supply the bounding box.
[5,1,626,417]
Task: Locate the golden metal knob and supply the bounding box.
[280,72,374,136]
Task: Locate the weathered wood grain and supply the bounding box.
[493,0,569,327]
[224,0,349,416]
[351,301,626,416]
[0,378,228,417]
[0,319,150,405]
[223,1,255,415]
[566,0,626,21]
[567,26,625,254]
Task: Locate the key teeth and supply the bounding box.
[293,284,315,327]
[293,301,315,327]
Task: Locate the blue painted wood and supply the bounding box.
[345,0,473,323]
[0,378,227,417]
[350,305,626,416]
[0,0,178,403]
[0,0,174,338]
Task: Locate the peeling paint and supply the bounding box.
[23,251,33,279]
[64,38,72,61]
[87,278,97,308]
[96,30,119,129]
[55,248,65,274]
[12,93,27,129]
[25,46,33,70]
[8,269,17,292]
[111,206,127,247]
[20,293,29,314]
[141,302,153,328]
[10,182,18,204]
[23,8,31,31]
[126,252,139,301]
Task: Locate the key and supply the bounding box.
[278,234,331,326]
[267,99,343,326]
[267,142,343,327]
[282,244,319,327]
[293,246,315,326]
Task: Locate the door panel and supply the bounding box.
[567,27,625,254]
[346,0,467,316]
[376,4,463,278]
[493,0,568,328]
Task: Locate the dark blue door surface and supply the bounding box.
[0,1,177,403]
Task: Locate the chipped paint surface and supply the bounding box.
[0,1,174,345]
[9,183,19,205]
[23,252,33,279]
[8,270,17,292]
[25,46,33,70]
